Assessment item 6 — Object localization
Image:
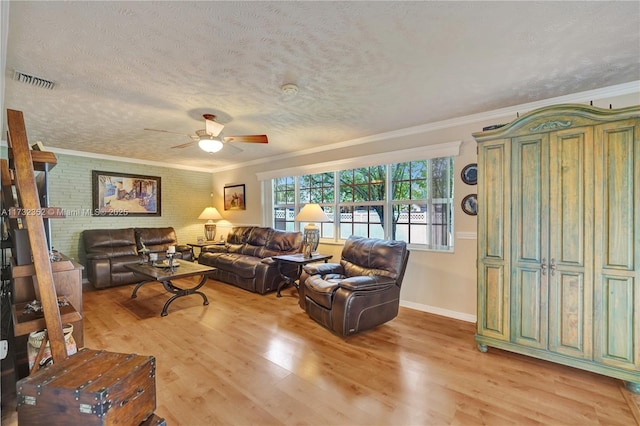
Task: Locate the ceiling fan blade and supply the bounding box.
[205,119,224,137]
[222,142,243,154]
[171,141,197,149]
[223,135,268,144]
[144,128,194,138]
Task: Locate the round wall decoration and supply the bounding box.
[461,194,478,216]
[461,163,478,185]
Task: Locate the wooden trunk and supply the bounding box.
[16,348,157,425]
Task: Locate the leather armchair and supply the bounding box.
[299,236,409,337]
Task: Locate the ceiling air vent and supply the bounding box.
[13,70,55,90]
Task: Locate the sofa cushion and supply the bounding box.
[226,226,254,245]
[83,228,137,257]
[263,229,302,257]
[135,227,178,252]
[213,253,261,279]
[341,236,407,280]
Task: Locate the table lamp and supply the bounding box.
[198,207,223,241]
[295,203,330,255]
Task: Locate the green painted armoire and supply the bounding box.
[473,104,640,392]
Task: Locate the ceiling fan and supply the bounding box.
[144,114,268,153]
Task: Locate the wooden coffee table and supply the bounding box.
[125,260,216,316]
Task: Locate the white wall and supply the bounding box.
[210,88,640,322]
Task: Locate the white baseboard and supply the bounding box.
[400,300,477,323]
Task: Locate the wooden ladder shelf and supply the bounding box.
[5,109,68,363]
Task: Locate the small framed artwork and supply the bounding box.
[224,184,246,210]
[461,194,478,216]
[461,163,478,185]
[92,170,161,216]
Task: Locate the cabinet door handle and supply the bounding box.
[550,258,556,276]
[541,258,547,276]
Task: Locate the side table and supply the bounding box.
[272,253,333,297]
[188,241,225,260]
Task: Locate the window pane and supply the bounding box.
[299,188,310,203]
[340,182,353,202]
[411,161,427,179]
[339,205,383,239]
[320,206,335,238]
[371,183,385,201]
[274,207,296,231]
[410,181,427,200]
[431,157,452,199]
[393,162,411,180]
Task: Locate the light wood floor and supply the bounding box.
[3,277,639,425]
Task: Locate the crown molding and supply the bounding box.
[1,81,637,174]
[217,80,640,173]
[0,142,214,173]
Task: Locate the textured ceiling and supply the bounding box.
[3,1,640,171]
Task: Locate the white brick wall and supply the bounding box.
[44,154,213,267]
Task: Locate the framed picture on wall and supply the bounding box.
[224,184,246,210]
[92,170,161,216]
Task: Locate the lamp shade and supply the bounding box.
[295,203,330,223]
[295,204,330,256]
[198,207,223,221]
[198,138,224,153]
[199,207,223,241]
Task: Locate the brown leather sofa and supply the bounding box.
[197,226,302,294]
[299,236,409,337]
[83,227,192,289]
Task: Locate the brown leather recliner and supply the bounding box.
[299,236,410,337]
[83,228,142,289]
[83,227,192,289]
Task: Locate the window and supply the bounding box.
[273,177,295,231]
[270,156,454,251]
[391,158,453,249]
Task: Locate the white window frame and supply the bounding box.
[258,141,461,250]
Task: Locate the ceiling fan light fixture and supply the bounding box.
[198,138,224,153]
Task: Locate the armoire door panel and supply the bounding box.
[549,272,592,359]
[479,141,509,260]
[513,267,547,348]
[549,127,592,267]
[595,275,637,369]
[478,264,509,340]
[512,135,547,264]
[597,120,636,270]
